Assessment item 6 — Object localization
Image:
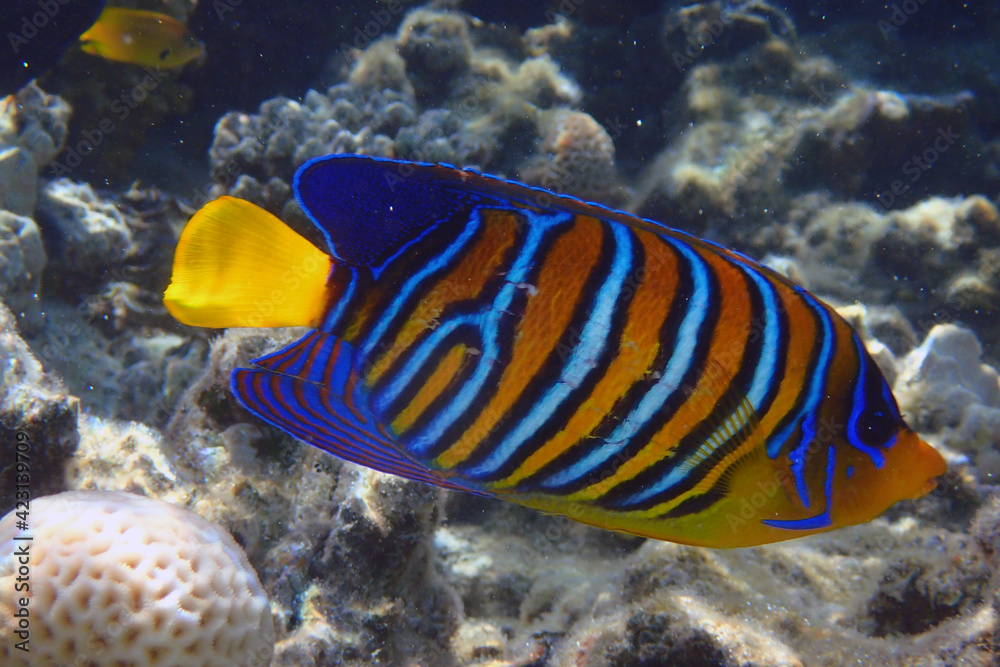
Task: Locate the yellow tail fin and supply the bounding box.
[164,196,332,329]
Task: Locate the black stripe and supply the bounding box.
[319,263,361,334]
[657,485,727,519]
[597,268,766,510]
[457,223,643,481]
[351,208,484,346]
[370,225,528,420]
[517,237,718,495]
[746,266,790,429]
[414,209,574,459]
[761,290,828,460]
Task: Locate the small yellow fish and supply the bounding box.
[79,7,204,69]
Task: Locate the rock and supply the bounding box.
[0,211,45,331]
[895,324,1000,445]
[0,85,70,215]
[0,301,78,515]
[397,8,473,103]
[861,537,990,637]
[34,179,135,282]
[519,108,622,202]
[0,148,36,217]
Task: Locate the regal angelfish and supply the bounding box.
[164,155,946,548]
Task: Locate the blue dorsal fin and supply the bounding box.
[231,331,481,494]
[294,155,487,268]
[294,155,795,287]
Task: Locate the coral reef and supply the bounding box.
[206,5,601,222]
[265,468,456,666]
[155,327,461,665]
[35,179,136,283]
[0,490,274,667]
[427,472,1000,667]
[787,90,979,204]
[0,212,45,330]
[397,8,474,104]
[786,195,1000,357]
[630,36,992,245]
[36,0,201,186]
[519,108,621,201]
[0,92,207,424]
[630,38,842,224]
[895,324,1000,482]
[0,85,71,216]
[0,2,998,667]
[632,42,986,222]
[0,302,77,514]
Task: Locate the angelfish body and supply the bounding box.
[164,155,946,548]
[79,7,204,69]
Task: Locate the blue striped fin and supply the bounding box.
[231,331,479,493]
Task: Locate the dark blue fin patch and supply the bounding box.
[294,154,801,290]
[231,331,480,494]
[294,155,485,268]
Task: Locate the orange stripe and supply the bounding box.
[363,212,519,384]
[648,297,854,518]
[753,281,824,441]
[623,277,824,516]
[341,355,368,424]
[343,289,385,343]
[436,215,606,469]
[391,343,470,433]
[570,246,756,499]
[496,228,680,487]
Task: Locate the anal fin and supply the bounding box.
[232,331,481,494]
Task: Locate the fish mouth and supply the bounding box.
[896,430,948,500]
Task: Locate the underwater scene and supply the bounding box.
[0,0,999,665]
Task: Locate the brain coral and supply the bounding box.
[519,108,620,201]
[0,491,274,667]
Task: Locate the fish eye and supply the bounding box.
[852,405,897,449]
[847,334,902,454]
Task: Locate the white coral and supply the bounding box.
[0,491,274,667]
[895,324,1000,458]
